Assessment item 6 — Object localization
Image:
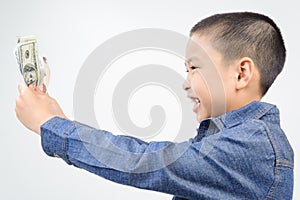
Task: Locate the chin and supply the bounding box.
[197,114,204,122]
[197,112,211,122]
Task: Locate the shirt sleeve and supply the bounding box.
[40,116,275,199]
[40,117,201,197]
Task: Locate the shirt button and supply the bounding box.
[54,153,60,158]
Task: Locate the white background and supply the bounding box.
[1,0,299,199]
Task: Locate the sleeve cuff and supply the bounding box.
[40,116,76,164]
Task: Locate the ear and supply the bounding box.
[235,57,255,90]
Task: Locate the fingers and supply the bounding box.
[42,83,47,93]
[42,56,51,87]
[18,84,26,94]
[40,83,47,93]
[34,83,47,94]
[18,84,40,97]
[28,84,35,90]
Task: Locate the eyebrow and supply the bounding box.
[186,56,200,63]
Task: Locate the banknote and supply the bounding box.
[15,36,42,87]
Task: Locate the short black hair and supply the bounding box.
[190,12,286,96]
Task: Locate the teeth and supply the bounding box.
[190,98,200,104]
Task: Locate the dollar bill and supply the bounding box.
[15,36,41,87]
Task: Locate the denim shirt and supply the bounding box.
[41,101,294,199]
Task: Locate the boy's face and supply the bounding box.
[185,34,233,121]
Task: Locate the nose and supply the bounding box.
[182,79,191,91]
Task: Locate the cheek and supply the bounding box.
[191,73,212,106]
[191,68,228,118]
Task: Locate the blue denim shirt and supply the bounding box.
[41,101,294,199]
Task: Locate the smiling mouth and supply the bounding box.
[192,98,200,104]
[189,96,201,113]
[188,95,200,103]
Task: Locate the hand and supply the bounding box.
[15,84,67,135]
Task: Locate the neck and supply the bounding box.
[228,94,262,112]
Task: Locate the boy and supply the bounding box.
[15,12,294,199]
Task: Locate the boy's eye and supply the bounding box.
[184,61,200,72]
[185,66,199,73]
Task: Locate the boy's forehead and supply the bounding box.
[185,34,224,68]
[185,35,211,63]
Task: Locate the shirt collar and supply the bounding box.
[218,101,277,128]
[197,101,278,135]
